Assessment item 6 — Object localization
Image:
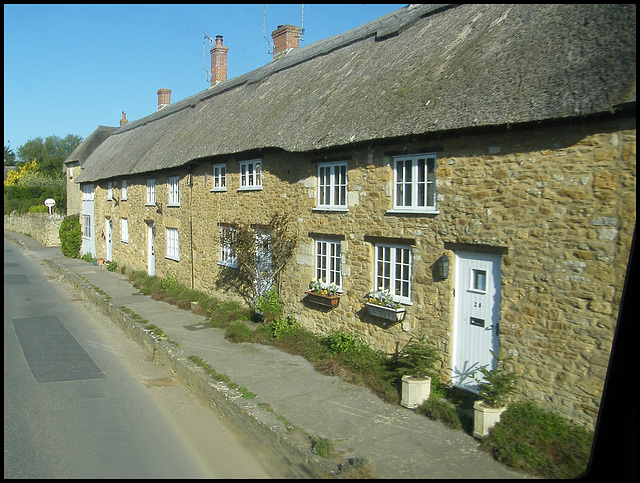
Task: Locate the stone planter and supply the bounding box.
[401,375,431,408]
[365,302,406,322]
[473,400,507,438]
[306,291,340,307]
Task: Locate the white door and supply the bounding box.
[147,223,155,277]
[254,229,273,297]
[105,218,112,261]
[451,251,501,392]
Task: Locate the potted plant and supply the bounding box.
[396,334,439,409]
[364,288,406,321]
[306,279,340,307]
[472,350,517,438]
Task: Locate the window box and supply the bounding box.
[365,302,406,322]
[306,291,340,307]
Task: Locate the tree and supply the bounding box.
[16,134,82,177]
[4,146,16,166]
[222,212,298,307]
[4,160,39,187]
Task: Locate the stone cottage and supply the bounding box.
[73,4,636,429]
[63,125,117,218]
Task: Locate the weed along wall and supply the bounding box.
[88,115,634,429]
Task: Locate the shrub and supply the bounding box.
[253,288,283,322]
[481,401,593,478]
[80,252,94,263]
[225,321,253,343]
[28,204,49,213]
[473,350,517,408]
[107,261,118,272]
[59,215,82,258]
[395,334,440,379]
[418,395,463,430]
[325,330,364,354]
[270,315,302,340]
[161,274,179,291]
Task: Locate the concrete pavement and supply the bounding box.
[5,229,529,479]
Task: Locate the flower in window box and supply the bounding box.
[364,288,402,309]
[307,279,340,307]
[308,279,339,297]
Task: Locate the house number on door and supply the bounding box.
[474,302,482,308]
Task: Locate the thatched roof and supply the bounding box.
[76,4,636,183]
[63,125,116,172]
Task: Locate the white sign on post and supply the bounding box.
[44,198,56,215]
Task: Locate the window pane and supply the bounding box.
[473,269,486,291]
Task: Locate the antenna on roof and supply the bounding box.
[202,29,213,83]
[262,5,273,54]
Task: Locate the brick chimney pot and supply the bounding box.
[272,25,301,59]
[210,35,228,86]
[157,88,171,110]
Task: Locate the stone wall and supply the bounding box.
[4,212,64,246]
[87,115,635,428]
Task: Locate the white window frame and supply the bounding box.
[121,179,127,200]
[389,153,438,213]
[166,227,179,261]
[121,218,129,243]
[315,238,342,290]
[168,176,180,206]
[316,161,348,211]
[107,181,113,201]
[146,179,156,206]
[82,183,94,201]
[219,225,237,268]
[374,243,412,304]
[211,163,227,192]
[82,214,91,238]
[238,159,262,190]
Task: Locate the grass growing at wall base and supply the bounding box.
[126,270,594,478]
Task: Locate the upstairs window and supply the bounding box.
[168,176,180,206]
[82,183,94,201]
[374,244,412,304]
[146,179,156,205]
[107,181,113,201]
[392,154,437,213]
[239,159,262,190]
[121,179,128,200]
[317,162,348,210]
[211,163,227,192]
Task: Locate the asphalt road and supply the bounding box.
[4,240,278,478]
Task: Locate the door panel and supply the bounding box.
[105,218,112,261]
[147,223,155,277]
[452,251,501,392]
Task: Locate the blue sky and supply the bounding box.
[4,4,405,154]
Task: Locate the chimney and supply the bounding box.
[271,25,301,59]
[210,35,228,86]
[120,111,128,127]
[157,88,171,110]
